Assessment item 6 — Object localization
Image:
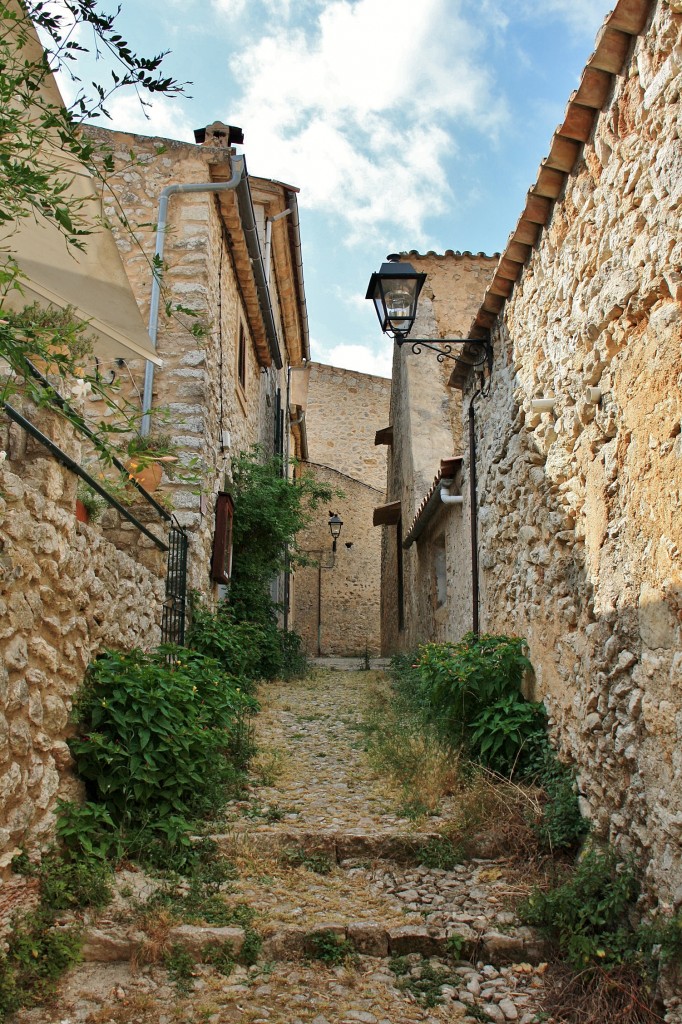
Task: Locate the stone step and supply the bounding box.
[81,919,549,967]
[209,828,452,865]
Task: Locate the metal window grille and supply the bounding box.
[162,525,189,645]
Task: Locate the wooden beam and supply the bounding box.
[497,257,524,282]
[512,219,541,246]
[488,276,515,298]
[373,501,401,527]
[506,240,532,264]
[374,425,393,446]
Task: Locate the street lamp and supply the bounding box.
[328,512,343,552]
[366,254,492,373]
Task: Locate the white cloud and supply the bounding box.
[228,0,507,246]
[103,94,195,144]
[310,338,392,378]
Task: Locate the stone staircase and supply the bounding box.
[13,669,551,1024]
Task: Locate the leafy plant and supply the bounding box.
[163,943,196,994]
[68,646,258,830]
[419,836,465,871]
[76,482,107,524]
[469,694,547,776]
[528,744,589,852]
[281,847,334,875]
[520,846,641,970]
[307,930,355,965]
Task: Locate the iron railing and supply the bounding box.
[161,525,189,645]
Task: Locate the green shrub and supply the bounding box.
[413,634,532,747]
[520,846,640,969]
[307,929,355,965]
[528,744,589,851]
[69,646,258,828]
[469,693,547,776]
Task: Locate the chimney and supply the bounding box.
[193,122,244,147]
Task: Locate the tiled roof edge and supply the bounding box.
[403,457,464,548]
[466,0,654,343]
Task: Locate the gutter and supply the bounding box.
[285,190,311,361]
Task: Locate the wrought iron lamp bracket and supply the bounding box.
[394,335,492,375]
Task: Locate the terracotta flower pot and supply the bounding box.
[126,459,164,493]
[75,499,89,523]
[29,344,69,376]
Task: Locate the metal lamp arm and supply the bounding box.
[394,335,492,373]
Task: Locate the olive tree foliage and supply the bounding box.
[0,2,186,461]
[0,0,184,283]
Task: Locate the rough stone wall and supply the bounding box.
[381,254,497,654]
[0,404,164,919]
[464,0,682,904]
[83,127,285,599]
[292,364,390,656]
[293,466,384,657]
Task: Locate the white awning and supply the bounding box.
[4,167,161,366]
[1,7,160,366]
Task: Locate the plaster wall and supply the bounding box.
[462,0,682,903]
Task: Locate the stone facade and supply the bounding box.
[384,0,682,907]
[0,403,164,917]
[469,0,682,905]
[293,363,390,656]
[83,125,308,599]
[380,254,497,654]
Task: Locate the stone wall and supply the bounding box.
[84,127,288,599]
[292,363,390,656]
[0,403,164,919]
[460,0,682,904]
[293,465,384,657]
[381,253,497,654]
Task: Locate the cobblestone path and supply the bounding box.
[11,669,549,1024]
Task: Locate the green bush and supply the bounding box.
[528,744,589,851]
[69,646,258,828]
[520,846,640,969]
[469,693,547,776]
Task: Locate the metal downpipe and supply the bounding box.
[141,155,246,435]
[469,397,480,635]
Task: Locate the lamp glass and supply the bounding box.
[328,513,343,540]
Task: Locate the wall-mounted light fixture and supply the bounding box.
[366,255,492,374]
[328,511,343,552]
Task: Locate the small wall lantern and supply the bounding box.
[328,512,343,552]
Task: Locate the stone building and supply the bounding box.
[82,122,311,601]
[375,252,497,654]
[0,113,313,914]
[293,362,390,657]
[381,0,682,906]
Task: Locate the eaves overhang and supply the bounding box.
[459,0,653,389]
[403,457,463,549]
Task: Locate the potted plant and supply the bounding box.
[75,482,106,524]
[124,432,178,493]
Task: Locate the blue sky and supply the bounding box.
[71,0,614,376]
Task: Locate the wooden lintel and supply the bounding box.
[575,67,613,109]
[608,0,651,35]
[546,135,582,173]
[559,101,597,143]
[496,257,523,282]
[474,310,497,330]
[533,165,566,199]
[373,501,401,527]
[374,425,393,447]
[488,276,515,299]
[591,28,633,74]
[522,194,553,225]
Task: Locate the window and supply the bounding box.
[237,323,246,393]
[211,492,234,584]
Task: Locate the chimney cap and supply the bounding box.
[194,122,244,146]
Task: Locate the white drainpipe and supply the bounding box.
[440,478,464,506]
[141,155,246,436]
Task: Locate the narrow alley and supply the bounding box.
[12,668,549,1024]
